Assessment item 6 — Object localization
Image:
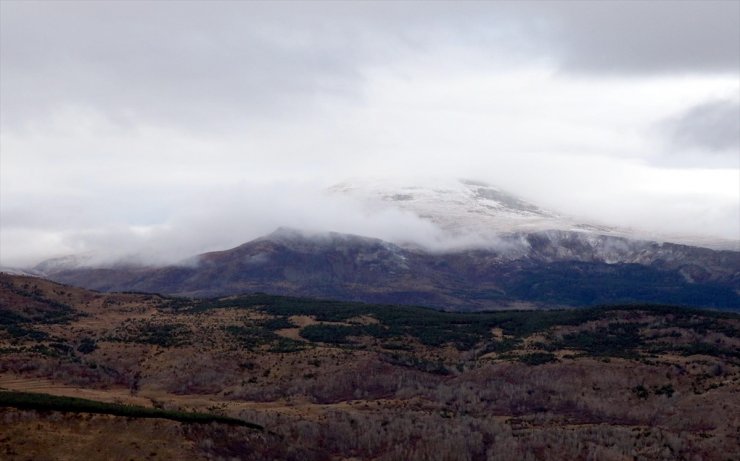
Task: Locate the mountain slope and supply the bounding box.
[35,228,740,310]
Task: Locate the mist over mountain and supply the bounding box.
[33,228,739,311]
[21,179,736,310]
[15,178,738,270]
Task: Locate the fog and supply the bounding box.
[1,1,738,267]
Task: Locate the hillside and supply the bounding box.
[35,227,740,310]
[1,273,739,460]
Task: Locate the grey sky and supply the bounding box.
[1,1,739,266]
[541,1,740,73]
[662,99,740,152]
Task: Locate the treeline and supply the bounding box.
[185,295,739,360]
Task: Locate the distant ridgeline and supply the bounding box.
[33,228,740,311]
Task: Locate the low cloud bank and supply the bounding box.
[3,181,499,268]
[2,176,738,269]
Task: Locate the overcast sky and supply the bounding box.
[1,0,739,266]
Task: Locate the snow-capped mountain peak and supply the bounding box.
[329,178,738,251]
[329,178,618,240]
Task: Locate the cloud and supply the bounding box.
[0,1,738,267]
[0,180,486,267]
[4,1,736,134]
[652,98,740,168]
[663,99,740,152]
[0,1,368,131]
[536,1,740,74]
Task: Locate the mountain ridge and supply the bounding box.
[18,180,739,310]
[30,227,740,310]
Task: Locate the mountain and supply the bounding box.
[34,226,740,310]
[28,179,739,310]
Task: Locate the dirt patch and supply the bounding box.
[347,315,379,325]
[275,328,305,341]
[288,315,319,327]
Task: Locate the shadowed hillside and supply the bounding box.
[37,229,740,310]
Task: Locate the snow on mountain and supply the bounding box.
[32,254,96,274]
[0,266,44,277]
[330,178,618,238]
[35,224,740,310]
[329,178,738,250]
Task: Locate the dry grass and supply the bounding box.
[1,273,739,460]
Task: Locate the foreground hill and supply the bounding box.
[1,274,739,460]
[35,227,740,310]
